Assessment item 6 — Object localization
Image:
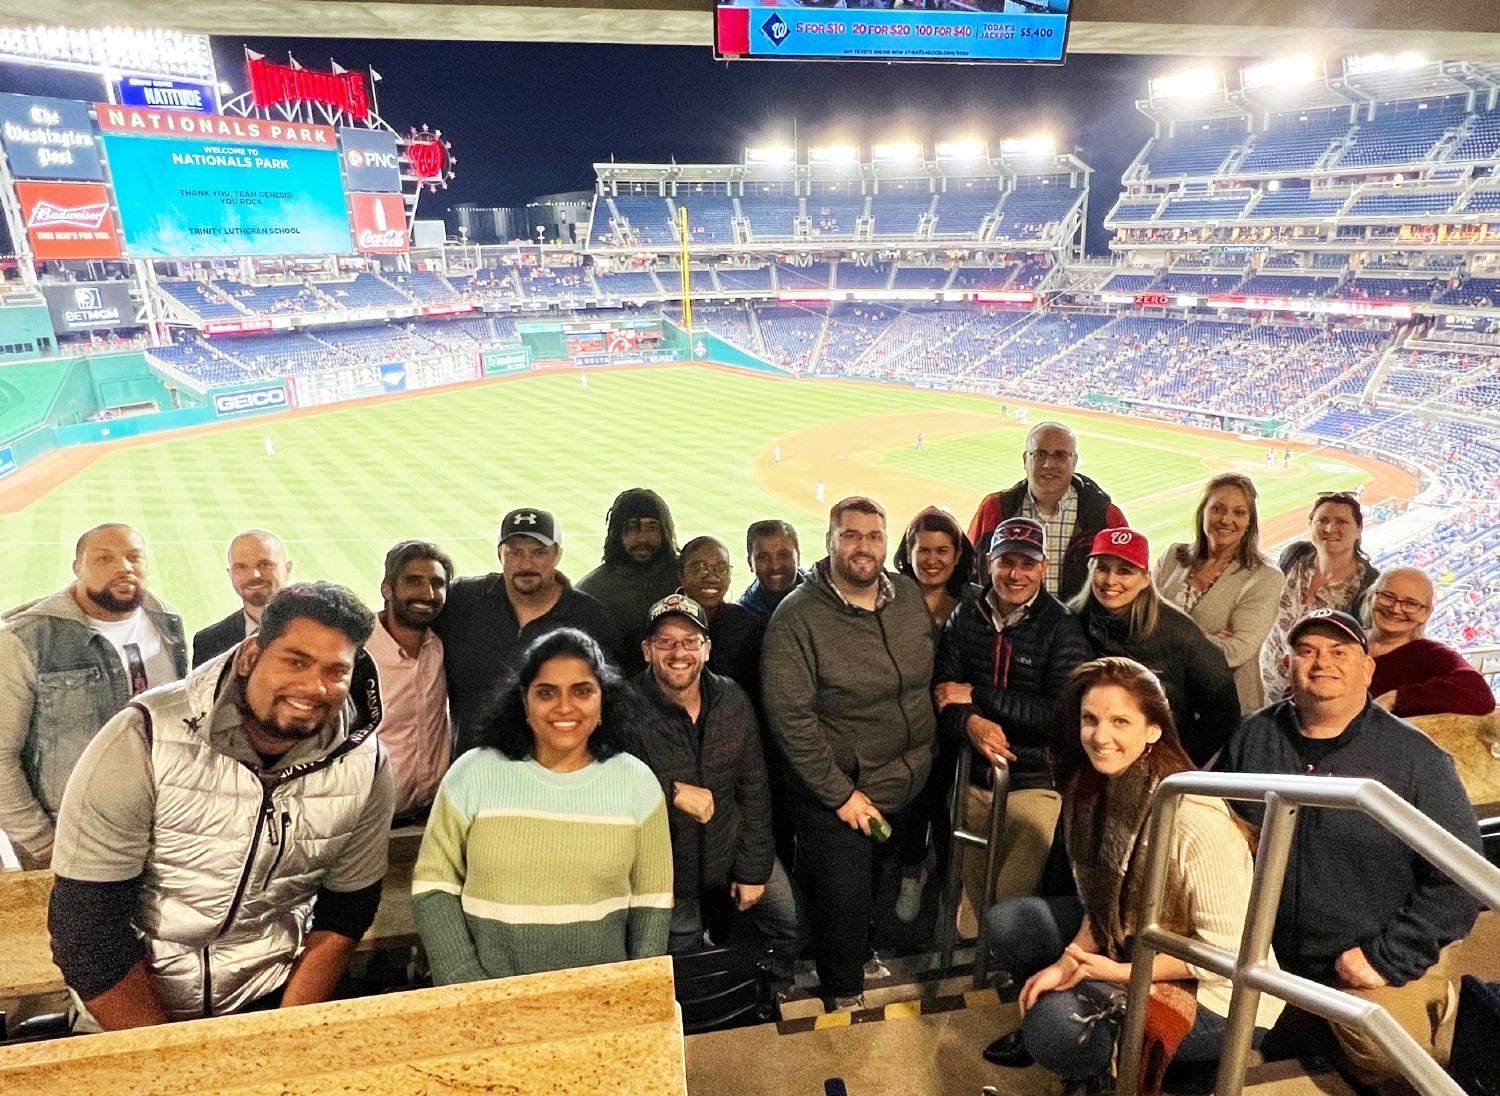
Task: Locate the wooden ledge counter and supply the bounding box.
[0,955,687,1095]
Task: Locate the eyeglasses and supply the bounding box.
[1026,449,1077,465]
[1374,590,1429,614]
[837,530,887,546]
[684,562,731,579]
[649,635,708,652]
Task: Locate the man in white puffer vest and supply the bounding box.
[48,582,395,1031]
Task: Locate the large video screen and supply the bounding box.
[98,107,353,257]
[715,0,1070,64]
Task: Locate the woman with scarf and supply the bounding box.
[979,658,1281,1095]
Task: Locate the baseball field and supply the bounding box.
[0,363,1410,628]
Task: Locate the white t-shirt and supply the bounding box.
[90,608,178,695]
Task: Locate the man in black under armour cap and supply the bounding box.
[433,507,621,755]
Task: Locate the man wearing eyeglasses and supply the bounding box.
[626,594,800,988]
[762,496,937,1011]
[966,421,1127,600]
[678,535,763,700]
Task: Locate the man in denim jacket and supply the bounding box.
[0,524,186,868]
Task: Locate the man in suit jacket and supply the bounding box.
[192,530,294,667]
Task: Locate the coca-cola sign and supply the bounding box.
[16,180,122,259]
[350,192,408,253]
[247,53,369,121]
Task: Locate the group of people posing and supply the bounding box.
[0,421,1490,1096]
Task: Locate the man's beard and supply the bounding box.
[86,583,145,614]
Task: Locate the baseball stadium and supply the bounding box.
[0,10,1498,1096]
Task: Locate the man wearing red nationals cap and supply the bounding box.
[1068,527,1240,765]
[1217,608,1481,1094]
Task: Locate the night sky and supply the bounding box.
[0,39,1224,254]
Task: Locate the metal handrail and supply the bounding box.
[937,744,1009,985]
[1115,772,1500,1096]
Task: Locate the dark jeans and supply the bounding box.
[983,894,1263,1080]
[792,797,909,998]
[669,858,803,983]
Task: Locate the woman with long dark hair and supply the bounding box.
[1259,491,1379,703]
[893,506,980,632]
[412,628,673,984]
[979,658,1281,1092]
[1070,528,1240,766]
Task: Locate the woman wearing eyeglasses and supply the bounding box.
[1259,491,1379,704]
[412,628,672,984]
[678,535,765,699]
[1363,567,1495,717]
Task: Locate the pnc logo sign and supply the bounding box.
[214,385,288,416]
[346,146,398,170]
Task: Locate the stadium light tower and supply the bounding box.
[745,145,796,165]
[1000,135,1056,157]
[809,144,859,166]
[1346,51,1426,75]
[1242,55,1318,90]
[936,138,987,162]
[872,140,923,164]
[1149,67,1221,101]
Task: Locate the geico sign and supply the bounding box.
[214,387,287,415]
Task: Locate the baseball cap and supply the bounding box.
[499,508,560,547]
[1089,527,1150,571]
[647,593,710,635]
[990,517,1047,561]
[1287,608,1368,652]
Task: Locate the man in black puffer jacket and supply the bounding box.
[934,518,1092,931]
[626,595,800,984]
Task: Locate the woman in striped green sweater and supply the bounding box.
[413,628,673,984]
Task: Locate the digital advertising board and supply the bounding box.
[714,0,1071,64]
[16,180,122,259]
[115,76,218,113]
[97,106,352,257]
[339,127,401,192]
[40,281,136,331]
[0,93,103,180]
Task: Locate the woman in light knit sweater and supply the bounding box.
[1154,473,1285,712]
[413,628,672,984]
[979,658,1280,1093]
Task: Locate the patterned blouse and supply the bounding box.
[1259,551,1371,703]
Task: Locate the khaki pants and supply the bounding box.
[955,785,1062,939]
[1264,937,1468,1096]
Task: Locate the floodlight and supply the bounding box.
[1242,55,1317,90]
[1149,68,1220,100]
[936,138,986,161]
[745,145,796,165]
[1001,135,1055,156]
[872,141,922,163]
[1267,179,1281,192]
[1346,51,1426,76]
[809,144,859,165]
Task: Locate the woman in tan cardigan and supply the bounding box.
[1153,473,1285,712]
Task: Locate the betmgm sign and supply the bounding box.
[41,281,134,332]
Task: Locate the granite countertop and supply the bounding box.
[0,870,60,998]
[0,955,687,1095]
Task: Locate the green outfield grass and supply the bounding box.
[0,365,1372,631]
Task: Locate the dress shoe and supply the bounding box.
[982,1028,1033,1068]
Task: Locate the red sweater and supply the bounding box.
[1370,639,1496,718]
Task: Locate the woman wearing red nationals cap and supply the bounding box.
[1069,528,1241,766]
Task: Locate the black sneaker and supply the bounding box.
[982,1029,1033,1068]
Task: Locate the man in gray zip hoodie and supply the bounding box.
[762,496,936,1010]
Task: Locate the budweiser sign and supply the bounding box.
[28,199,110,230]
[248,54,369,121]
[16,180,122,260]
